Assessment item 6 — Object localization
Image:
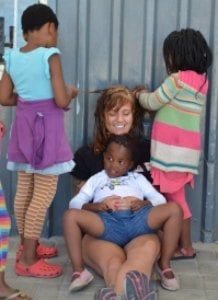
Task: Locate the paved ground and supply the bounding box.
[5,237,218,300]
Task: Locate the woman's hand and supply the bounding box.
[123,196,151,211]
[82,202,110,212]
[83,196,152,213]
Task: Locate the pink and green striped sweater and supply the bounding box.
[139,70,209,174]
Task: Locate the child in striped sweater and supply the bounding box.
[135,29,212,262]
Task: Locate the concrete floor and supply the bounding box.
[5,237,218,300]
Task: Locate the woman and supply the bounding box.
[64,86,160,299]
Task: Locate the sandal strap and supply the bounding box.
[6,290,32,300]
[7,291,21,300]
[72,271,81,277]
[161,267,173,275]
[180,247,196,256]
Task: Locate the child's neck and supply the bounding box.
[21,32,47,52]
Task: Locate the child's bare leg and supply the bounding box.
[19,239,38,265]
[165,188,193,252]
[147,203,183,278]
[180,218,193,250]
[63,209,105,273]
[0,272,13,297]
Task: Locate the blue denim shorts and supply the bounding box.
[97,205,156,247]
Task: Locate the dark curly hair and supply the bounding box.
[21,3,59,34]
[91,86,144,153]
[104,134,141,170]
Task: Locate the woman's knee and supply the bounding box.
[127,234,160,258]
[82,235,126,278]
[107,253,125,269]
[140,235,160,256]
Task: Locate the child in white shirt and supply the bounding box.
[64,134,183,293]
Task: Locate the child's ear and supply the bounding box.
[48,22,56,34]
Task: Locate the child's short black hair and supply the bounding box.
[105,134,140,170]
[163,28,212,74]
[21,3,59,34]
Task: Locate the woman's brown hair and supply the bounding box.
[91,86,144,153]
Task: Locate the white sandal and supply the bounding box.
[69,268,94,292]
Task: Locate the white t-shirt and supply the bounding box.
[69,170,166,209]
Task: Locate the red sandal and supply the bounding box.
[36,243,58,258]
[15,258,62,278]
[172,247,196,260]
[16,243,58,261]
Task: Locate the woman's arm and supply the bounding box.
[72,177,86,196]
[71,145,104,180]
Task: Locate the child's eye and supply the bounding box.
[119,160,124,165]
[107,157,113,162]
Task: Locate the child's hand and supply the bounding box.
[132,85,149,99]
[102,195,122,211]
[123,197,151,211]
[66,85,78,100]
[0,120,6,137]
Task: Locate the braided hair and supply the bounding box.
[163,28,212,75]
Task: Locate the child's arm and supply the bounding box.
[0,120,6,137]
[138,174,166,206]
[69,174,105,211]
[0,70,17,106]
[69,190,92,209]
[69,189,110,212]
[49,54,78,108]
[136,74,179,111]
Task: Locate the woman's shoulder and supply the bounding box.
[74,144,96,157]
[71,144,104,180]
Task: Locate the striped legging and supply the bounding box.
[14,172,58,240]
[0,181,11,272]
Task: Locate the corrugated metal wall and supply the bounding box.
[1,0,218,242]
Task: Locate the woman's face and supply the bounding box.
[104,102,134,135]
